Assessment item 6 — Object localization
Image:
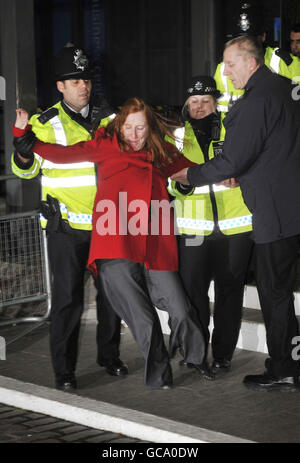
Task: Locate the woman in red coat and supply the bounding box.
[13,98,207,389]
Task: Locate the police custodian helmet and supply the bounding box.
[54,43,92,81]
[186,76,221,99]
[227,2,265,38]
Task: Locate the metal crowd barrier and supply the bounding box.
[0,176,51,327]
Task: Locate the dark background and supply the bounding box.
[33,0,299,109]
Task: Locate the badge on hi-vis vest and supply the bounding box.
[212,141,224,158]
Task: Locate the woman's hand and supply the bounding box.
[15,108,29,130]
[13,109,36,161]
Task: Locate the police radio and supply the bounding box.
[211,112,221,141]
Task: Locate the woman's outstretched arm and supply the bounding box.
[13,108,108,164]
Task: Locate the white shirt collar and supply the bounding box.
[64,102,89,119]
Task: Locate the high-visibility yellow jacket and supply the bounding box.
[11,101,114,230]
[167,118,252,236]
[268,50,300,81]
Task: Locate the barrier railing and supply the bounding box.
[0,176,51,326]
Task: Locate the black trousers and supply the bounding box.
[178,232,253,361]
[96,259,206,387]
[254,235,300,377]
[47,229,121,378]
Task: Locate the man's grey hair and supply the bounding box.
[225,35,265,66]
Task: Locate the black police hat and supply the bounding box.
[227,2,265,38]
[186,76,221,99]
[54,44,92,81]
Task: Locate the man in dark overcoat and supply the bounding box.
[172,35,300,391]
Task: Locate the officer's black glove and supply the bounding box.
[40,194,60,220]
[40,194,71,234]
[13,131,36,158]
[175,182,194,195]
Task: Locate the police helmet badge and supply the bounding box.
[188,81,203,93]
[238,13,250,32]
[73,49,89,71]
[194,81,203,91]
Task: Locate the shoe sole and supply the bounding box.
[190,366,216,381]
[149,384,173,390]
[55,385,77,392]
[99,362,129,377]
[202,375,216,381]
[243,382,300,393]
[211,368,231,375]
[179,361,216,380]
[105,368,128,377]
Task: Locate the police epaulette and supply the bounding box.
[275,48,293,66]
[38,107,59,124]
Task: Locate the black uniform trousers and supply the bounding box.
[254,234,300,377]
[178,232,253,362]
[96,259,206,388]
[47,229,121,378]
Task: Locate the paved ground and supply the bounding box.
[0,403,148,443]
[1,318,300,443]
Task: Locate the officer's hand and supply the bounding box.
[15,109,29,129]
[13,131,36,159]
[170,167,190,185]
[216,178,239,188]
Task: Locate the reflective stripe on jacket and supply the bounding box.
[11,102,114,230]
[269,50,300,81]
[168,120,252,236]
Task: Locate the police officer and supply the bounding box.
[168,76,253,376]
[268,23,300,81]
[12,44,128,391]
[214,1,288,112]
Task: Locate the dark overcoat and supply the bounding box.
[188,65,300,244]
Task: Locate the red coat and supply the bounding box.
[34,128,193,275]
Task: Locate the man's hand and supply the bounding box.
[170,167,190,185]
[15,108,29,129]
[216,178,239,188]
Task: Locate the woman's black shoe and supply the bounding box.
[179,360,215,380]
[192,362,216,380]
